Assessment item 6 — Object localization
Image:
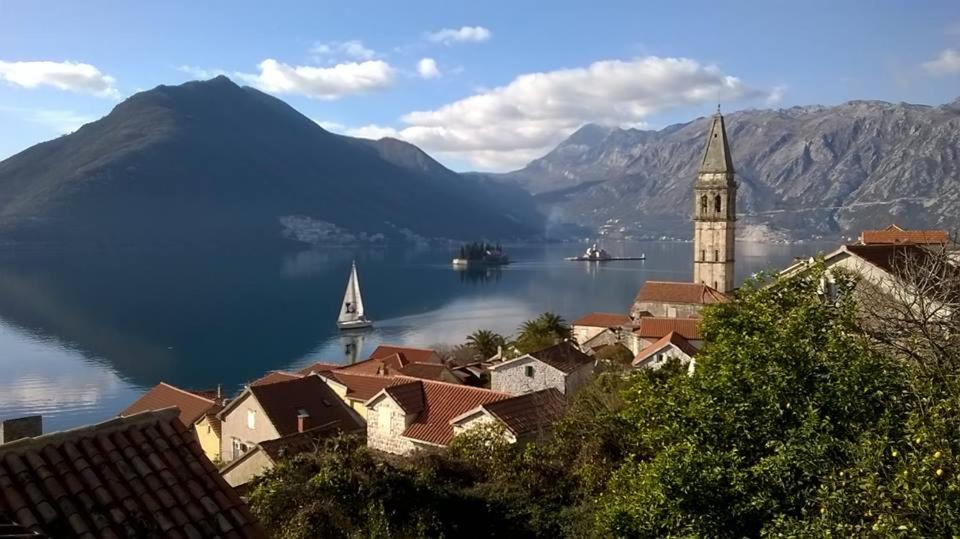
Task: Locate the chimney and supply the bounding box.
[297,409,310,433]
[1,416,42,444]
[216,384,222,400]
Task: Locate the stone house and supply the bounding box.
[217,375,363,464]
[365,378,511,455]
[631,280,727,319]
[632,331,700,374]
[571,312,634,347]
[449,388,566,445]
[488,341,595,396]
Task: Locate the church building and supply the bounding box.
[692,108,737,293]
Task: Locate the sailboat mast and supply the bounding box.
[352,262,364,317]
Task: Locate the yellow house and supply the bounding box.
[194,409,223,463]
[317,371,400,420]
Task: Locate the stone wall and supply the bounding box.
[491,356,568,395]
[564,363,596,396]
[631,300,705,319]
[366,396,417,455]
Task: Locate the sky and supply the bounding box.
[1,0,959,171]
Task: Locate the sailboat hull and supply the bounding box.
[337,318,373,330]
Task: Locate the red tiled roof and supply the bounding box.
[250,371,302,386]
[528,342,595,374]
[634,317,702,341]
[336,353,409,375]
[322,371,403,402]
[391,380,511,446]
[120,382,220,428]
[860,225,948,245]
[397,362,460,383]
[247,376,364,437]
[571,312,633,328]
[297,362,341,376]
[257,421,347,461]
[193,403,224,439]
[0,408,265,538]
[634,281,728,305]
[481,388,566,437]
[846,243,936,274]
[368,345,438,364]
[633,332,700,365]
[383,381,426,414]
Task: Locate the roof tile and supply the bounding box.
[634,281,728,305]
[633,331,700,366]
[634,317,702,341]
[528,342,594,374]
[120,383,222,428]
[246,376,365,437]
[571,312,633,328]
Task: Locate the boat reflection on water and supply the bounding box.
[339,332,365,364]
[454,265,503,284]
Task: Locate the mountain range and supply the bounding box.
[497,98,960,240]
[0,76,543,247]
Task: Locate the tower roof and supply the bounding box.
[698,111,735,174]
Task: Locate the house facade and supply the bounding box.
[626,317,703,355]
[631,281,727,319]
[632,331,699,374]
[489,342,595,396]
[571,312,634,346]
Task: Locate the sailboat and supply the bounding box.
[337,261,373,330]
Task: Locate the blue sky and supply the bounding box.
[1,0,958,170]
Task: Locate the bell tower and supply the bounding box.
[693,107,736,293]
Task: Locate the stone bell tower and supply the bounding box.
[693,107,736,293]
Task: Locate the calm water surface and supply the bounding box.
[0,241,828,431]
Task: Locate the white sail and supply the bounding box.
[338,261,371,329]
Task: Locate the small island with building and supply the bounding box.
[452,241,510,267]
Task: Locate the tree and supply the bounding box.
[465,329,506,359]
[594,266,908,537]
[515,312,571,353]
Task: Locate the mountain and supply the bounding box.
[498,98,960,240]
[0,76,544,246]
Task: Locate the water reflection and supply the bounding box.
[0,241,829,430]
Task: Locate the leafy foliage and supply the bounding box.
[514,312,572,353]
[465,329,507,359]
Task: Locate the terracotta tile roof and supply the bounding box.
[383,381,426,414]
[386,380,511,446]
[322,372,402,402]
[633,332,700,366]
[0,408,265,538]
[368,345,438,364]
[297,362,341,376]
[120,382,221,428]
[250,371,302,386]
[528,342,595,374]
[246,376,364,437]
[0,513,43,537]
[571,312,633,328]
[634,317,702,341]
[481,388,566,437]
[634,281,728,305]
[397,362,460,383]
[845,243,935,274]
[860,224,948,245]
[336,353,409,375]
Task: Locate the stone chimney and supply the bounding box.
[297,409,310,433]
[1,416,42,444]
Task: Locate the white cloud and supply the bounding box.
[0,60,119,98]
[177,65,228,79]
[350,55,766,170]
[923,48,960,76]
[425,26,491,45]
[345,124,401,140]
[417,57,440,79]
[240,58,395,99]
[311,40,376,61]
[314,119,346,132]
[766,84,788,105]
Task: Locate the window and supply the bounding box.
[714,250,719,261]
[232,438,249,460]
[715,195,722,213]
[524,365,535,378]
[700,195,707,213]
[714,281,718,290]
[246,409,256,430]
[701,250,705,261]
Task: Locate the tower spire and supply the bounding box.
[698,109,735,175]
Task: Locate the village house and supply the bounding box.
[120,381,227,462]
[488,341,595,396]
[449,388,567,445]
[625,317,703,355]
[220,420,346,488]
[858,224,949,246]
[631,280,728,319]
[217,375,364,464]
[365,378,512,455]
[571,312,634,347]
[316,370,403,419]
[632,331,700,374]
[0,408,265,537]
